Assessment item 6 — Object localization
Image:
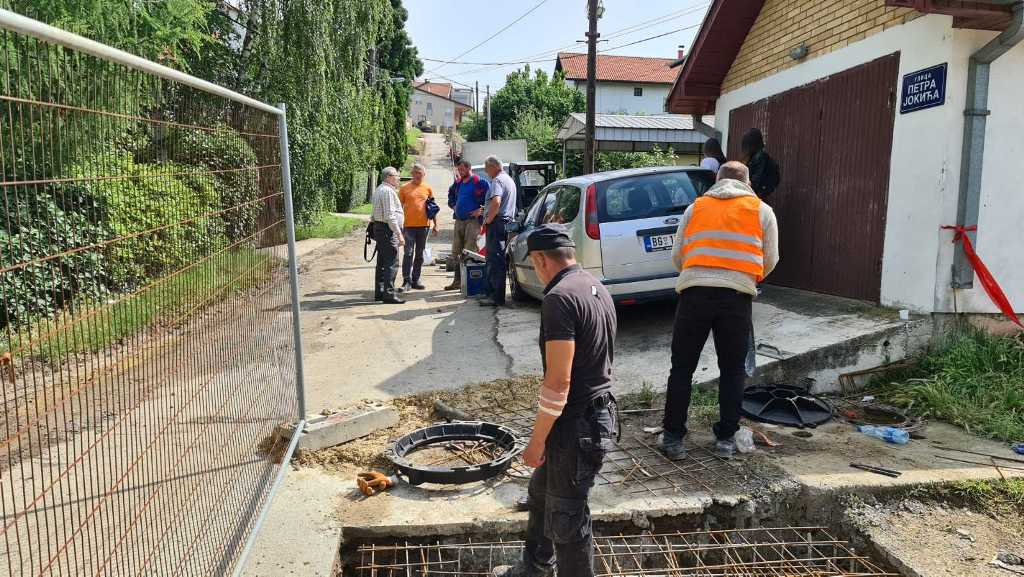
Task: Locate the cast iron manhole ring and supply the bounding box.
[385,421,524,485]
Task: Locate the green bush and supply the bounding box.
[156,126,262,244]
[0,195,106,329]
[70,152,224,290]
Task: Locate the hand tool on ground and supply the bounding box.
[849,462,901,478]
[356,471,399,497]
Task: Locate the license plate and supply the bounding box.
[644,234,675,252]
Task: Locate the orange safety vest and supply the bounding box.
[680,195,765,281]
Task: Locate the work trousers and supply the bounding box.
[449,218,480,286]
[524,395,616,577]
[662,287,752,440]
[372,222,400,298]
[402,226,429,284]
[485,219,509,304]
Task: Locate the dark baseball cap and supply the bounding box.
[527,224,576,253]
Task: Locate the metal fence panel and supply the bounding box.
[0,11,302,576]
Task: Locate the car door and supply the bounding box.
[598,170,713,282]
[511,187,560,294]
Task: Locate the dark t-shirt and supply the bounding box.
[539,265,617,418]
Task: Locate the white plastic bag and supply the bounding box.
[423,246,434,266]
[735,426,755,453]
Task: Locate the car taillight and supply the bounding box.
[585,183,600,240]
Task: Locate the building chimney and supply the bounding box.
[677,48,685,60]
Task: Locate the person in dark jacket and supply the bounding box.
[740,128,780,199]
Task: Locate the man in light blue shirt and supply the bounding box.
[480,155,517,307]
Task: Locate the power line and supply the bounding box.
[442,24,700,80]
[423,0,552,76]
[421,2,708,70]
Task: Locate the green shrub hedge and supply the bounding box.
[69,152,224,290]
[0,195,106,329]
[156,126,262,243]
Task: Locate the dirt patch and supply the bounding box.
[293,376,543,473]
[848,491,1024,577]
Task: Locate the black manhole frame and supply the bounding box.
[740,383,834,428]
[385,421,524,485]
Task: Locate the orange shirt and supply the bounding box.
[399,181,434,228]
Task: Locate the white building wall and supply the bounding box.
[408,92,458,129]
[713,14,1024,315]
[571,80,671,114]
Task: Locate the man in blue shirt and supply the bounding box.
[445,159,489,291]
[479,155,517,306]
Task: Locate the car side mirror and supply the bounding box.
[507,221,522,234]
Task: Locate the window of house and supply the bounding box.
[633,86,643,97]
[426,102,433,116]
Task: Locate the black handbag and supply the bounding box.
[364,222,377,262]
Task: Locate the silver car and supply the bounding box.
[506,166,716,304]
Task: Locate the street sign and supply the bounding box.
[900,63,947,114]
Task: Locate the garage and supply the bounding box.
[726,53,900,302]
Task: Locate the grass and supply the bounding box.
[294,213,362,241]
[2,248,275,361]
[349,203,373,215]
[406,127,422,152]
[906,478,1024,516]
[868,329,1024,442]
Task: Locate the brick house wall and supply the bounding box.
[721,0,920,92]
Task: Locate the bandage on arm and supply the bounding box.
[538,386,568,417]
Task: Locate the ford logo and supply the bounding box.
[665,217,680,225]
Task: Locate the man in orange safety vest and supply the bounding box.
[659,161,779,459]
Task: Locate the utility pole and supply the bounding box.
[584,0,601,174]
[475,80,480,115]
[486,85,492,141]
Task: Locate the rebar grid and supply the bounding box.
[1,17,298,577]
[354,527,898,577]
[450,399,753,493]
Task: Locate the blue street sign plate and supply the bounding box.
[900,63,947,114]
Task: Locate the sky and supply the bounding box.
[403,0,711,107]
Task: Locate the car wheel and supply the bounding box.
[508,254,530,302]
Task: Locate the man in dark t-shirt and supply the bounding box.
[493,224,617,577]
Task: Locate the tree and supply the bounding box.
[376,0,424,171]
[487,66,584,141]
[503,111,560,165]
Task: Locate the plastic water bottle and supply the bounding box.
[858,425,910,445]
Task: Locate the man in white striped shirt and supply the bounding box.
[371,167,405,304]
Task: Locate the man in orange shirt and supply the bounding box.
[399,163,438,291]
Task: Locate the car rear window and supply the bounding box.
[596,170,715,223]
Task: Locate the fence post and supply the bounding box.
[277,103,306,420]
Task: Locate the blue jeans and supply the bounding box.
[523,396,616,577]
[485,219,509,304]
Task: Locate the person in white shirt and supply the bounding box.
[370,167,405,304]
[699,137,727,174]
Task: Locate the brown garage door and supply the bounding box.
[728,52,899,302]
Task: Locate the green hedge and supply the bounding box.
[0,196,106,329]
[155,127,262,244]
[69,152,224,290]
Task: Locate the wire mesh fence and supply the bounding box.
[0,11,301,576]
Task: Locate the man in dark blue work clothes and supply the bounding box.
[479,155,517,306]
[493,224,618,577]
[445,159,489,291]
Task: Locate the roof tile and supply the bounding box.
[556,52,681,84]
